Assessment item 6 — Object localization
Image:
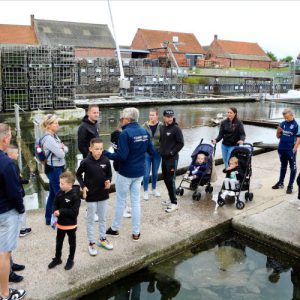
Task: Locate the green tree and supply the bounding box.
[282,56,293,63]
[267,51,277,62]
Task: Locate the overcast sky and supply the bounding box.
[0,0,299,59]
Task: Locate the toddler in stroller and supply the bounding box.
[184,153,208,181]
[176,140,215,201]
[217,144,254,209]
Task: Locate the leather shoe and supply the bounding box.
[12,263,25,272]
[9,271,24,283]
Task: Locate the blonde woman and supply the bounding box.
[41,114,68,225]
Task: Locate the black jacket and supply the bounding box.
[216,118,245,146]
[76,154,112,202]
[53,185,81,226]
[77,116,99,158]
[222,166,245,181]
[159,121,184,160]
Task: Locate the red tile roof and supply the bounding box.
[0,24,38,45]
[216,39,267,57]
[134,28,205,54]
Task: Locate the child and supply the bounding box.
[76,138,113,256]
[222,156,244,195]
[184,153,208,180]
[7,145,31,237]
[48,171,80,270]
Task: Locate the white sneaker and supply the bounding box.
[152,190,161,197]
[88,244,98,256]
[144,191,149,200]
[123,209,132,218]
[165,203,178,213]
[94,213,99,222]
[98,239,114,250]
[161,200,171,206]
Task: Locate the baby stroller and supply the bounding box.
[217,143,254,210]
[176,139,216,201]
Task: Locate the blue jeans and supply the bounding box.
[278,149,297,186]
[111,174,143,235]
[46,166,64,224]
[221,144,235,168]
[143,151,161,191]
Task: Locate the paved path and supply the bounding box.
[11,150,300,299]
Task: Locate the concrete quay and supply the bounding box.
[11,150,300,299]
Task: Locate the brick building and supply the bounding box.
[131,28,205,67]
[0,15,116,59]
[205,35,271,69]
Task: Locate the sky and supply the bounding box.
[0,0,299,59]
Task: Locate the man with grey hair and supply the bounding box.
[105,107,155,241]
[272,108,300,194]
[0,124,26,300]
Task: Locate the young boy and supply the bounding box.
[184,153,208,181]
[7,145,31,237]
[222,156,244,196]
[76,138,113,256]
[48,171,81,271]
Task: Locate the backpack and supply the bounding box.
[35,134,51,163]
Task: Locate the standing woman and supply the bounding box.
[212,107,245,168]
[142,108,163,200]
[41,114,68,225]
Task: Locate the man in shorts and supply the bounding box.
[0,123,26,300]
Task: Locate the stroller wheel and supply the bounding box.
[192,191,201,200]
[180,188,184,196]
[217,195,225,206]
[236,201,245,210]
[249,193,254,201]
[245,192,249,201]
[208,186,213,193]
[176,188,181,196]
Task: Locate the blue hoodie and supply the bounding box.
[105,122,155,178]
[0,150,25,214]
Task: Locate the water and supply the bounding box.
[81,236,300,300]
[0,100,298,209]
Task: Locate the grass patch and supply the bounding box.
[182,76,209,84]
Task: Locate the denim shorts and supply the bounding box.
[0,209,22,252]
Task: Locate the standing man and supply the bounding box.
[160,109,184,213]
[0,123,26,300]
[272,108,300,194]
[77,104,100,159]
[105,107,155,241]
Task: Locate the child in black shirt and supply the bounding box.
[48,171,81,271]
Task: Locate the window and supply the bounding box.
[83,29,91,36]
[63,28,72,35]
[43,26,52,33]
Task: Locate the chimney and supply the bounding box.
[30,14,34,27]
[214,34,218,41]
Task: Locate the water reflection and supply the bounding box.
[81,236,300,300]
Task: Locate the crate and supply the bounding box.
[3,89,29,111]
[29,87,53,110]
[28,66,52,87]
[53,87,75,109]
[27,46,51,65]
[1,66,28,88]
[52,46,75,65]
[53,65,76,87]
[1,46,27,66]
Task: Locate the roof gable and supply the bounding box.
[0,24,38,45]
[217,39,269,58]
[34,19,115,49]
[136,28,205,54]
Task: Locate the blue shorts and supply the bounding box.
[0,209,22,252]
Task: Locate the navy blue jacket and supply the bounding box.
[278,119,300,151]
[0,150,25,214]
[105,122,155,178]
